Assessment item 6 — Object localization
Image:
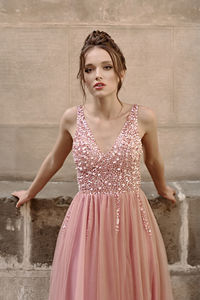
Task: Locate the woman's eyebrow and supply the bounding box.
[85,60,113,67]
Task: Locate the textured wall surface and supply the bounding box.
[0,26,200,181]
[0,0,200,299]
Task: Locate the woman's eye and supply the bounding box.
[84,66,112,73]
[85,68,92,73]
[104,65,113,70]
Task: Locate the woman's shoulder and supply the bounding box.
[59,105,81,137]
[137,104,157,126]
[61,105,79,125]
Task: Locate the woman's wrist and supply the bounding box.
[26,189,36,200]
[156,185,169,196]
[157,185,172,197]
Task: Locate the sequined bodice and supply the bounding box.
[71,104,152,236]
[72,104,143,195]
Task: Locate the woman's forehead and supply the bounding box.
[84,47,112,65]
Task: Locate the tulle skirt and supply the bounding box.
[48,188,174,300]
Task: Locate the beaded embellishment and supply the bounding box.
[72,104,152,237]
[62,201,75,230]
[136,187,152,236]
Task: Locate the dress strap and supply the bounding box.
[76,105,84,128]
[131,103,139,119]
[128,104,140,135]
[73,105,85,144]
[76,105,81,119]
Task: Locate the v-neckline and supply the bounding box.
[80,104,135,156]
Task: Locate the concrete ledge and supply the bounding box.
[1,179,200,198]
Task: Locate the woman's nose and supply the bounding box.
[95,68,102,80]
[96,75,102,80]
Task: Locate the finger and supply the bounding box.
[12,192,19,197]
[16,199,23,208]
[172,197,176,203]
[16,201,23,208]
[16,198,28,208]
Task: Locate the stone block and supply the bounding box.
[0,27,69,124]
[30,196,72,266]
[176,181,200,198]
[149,196,181,264]
[14,126,76,181]
[174,28,200,124]
[0,197,24,267]
[0,272,50,300]
[0,0,200,24]
[144,127,200,181]
[188,197,200,266]
[101,0,200,24]
[171,273,200,300]
[0,127,17,179]
[0,0,105,24]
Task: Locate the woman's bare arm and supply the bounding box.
[12,107,76,207]
[138,105,176,203]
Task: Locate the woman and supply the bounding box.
[12,30,176,300]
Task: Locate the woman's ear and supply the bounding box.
[120,70,126,82]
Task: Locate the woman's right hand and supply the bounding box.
[11,190,33,208]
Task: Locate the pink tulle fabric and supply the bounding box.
[48,104,174,300]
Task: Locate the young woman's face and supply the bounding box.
[83,47,121,98]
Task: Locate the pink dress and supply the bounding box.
[48,104,174,300]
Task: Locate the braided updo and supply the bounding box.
[77,30,127,101]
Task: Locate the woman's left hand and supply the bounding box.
[158,186,177,204]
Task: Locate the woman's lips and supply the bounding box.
[94,85,105,90]
[93,82,106,89]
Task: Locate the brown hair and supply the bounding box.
[77,30,127,101]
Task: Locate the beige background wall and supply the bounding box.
[0,0,200,183]
[0,2,200,300]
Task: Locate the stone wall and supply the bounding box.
[0,0,200,299]
[0,7,200,182]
